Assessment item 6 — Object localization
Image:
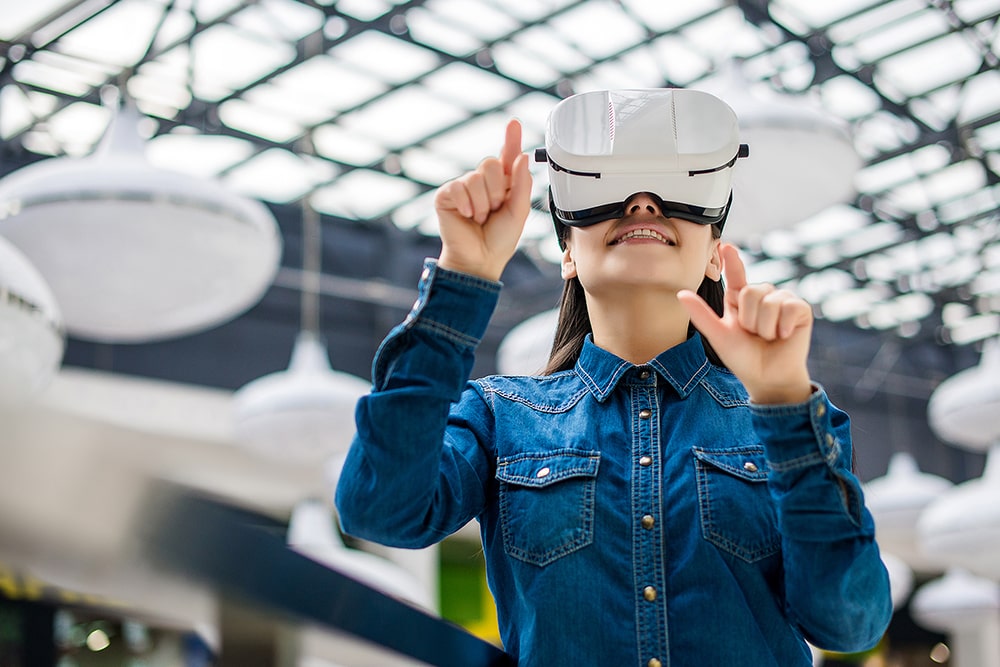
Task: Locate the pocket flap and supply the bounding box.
[496,450,600,488]
[692,446,769,481]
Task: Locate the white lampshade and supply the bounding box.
[881,551,915,610]
[232,331,370,462]
[0,101,281,343]
[497,308,559,376]
[698,65,861,244]
[0,236,64,401]
[864,451,953,573]
[287,498,432,609]
[928,337,1000,452]
[917,444,1000,579]
[911,569,1000,667]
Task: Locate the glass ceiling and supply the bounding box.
[2,0,999,348]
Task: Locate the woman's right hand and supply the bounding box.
[435,119,533,282]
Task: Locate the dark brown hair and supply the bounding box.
[543,217,726,375]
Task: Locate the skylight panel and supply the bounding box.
[921,160,988,204]
[826,0,928,44]
[818,75,881,121]
[619,0,725,32]
[573,49,669,92]
[147,131,256,178]
[855,144,951,194]
[422,0,520,41]
[958,70,1000,124]
[504,91,562,137]
[945,312,1000,344]
[492,0,576,23]
[648,36,713,85]
[680,6,768,61]
[771,0,884,30]
[218,97,304,143]
[405,6,483,57]
[397,146,463,186]
[820,285,892,322]
[337,86,468,150]
[312,123,386,166]
[422,62,521,112]
[847,8,951,64]
[0,86,58,140]
[310,169,420,219]
[11,58,99,97]
[268,56,387,114]
[548,0,647,60]
[335,0,394,21]
[0,0,72,41]
[954,0,1000,23]
[53,0,168,68]
[852,111,921,159]
[44,101,108,156]
[189,24,297,101]
[229,0,325,42]
[744,258,798,286]
[224,148,336,203]
[194,0,247,23]
[423,112,511,168]
[490,40,564,88]
[509,24,593,76]
[390,190,438,232]
[241,83,335,128]
[795,268,857,305]
[839,221,906,257]
[328,31,440,84]
[794,205,871,246]
[875,32,983,98]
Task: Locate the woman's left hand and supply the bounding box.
[678,243,814,404]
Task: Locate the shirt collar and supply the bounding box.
[575,333,711,402]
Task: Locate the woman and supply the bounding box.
[336,89,892,667]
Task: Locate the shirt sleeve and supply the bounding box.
[335,259,499,548]
[752,387,893,653]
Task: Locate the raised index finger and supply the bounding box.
[500,119,523,175]
[721,243,748,297]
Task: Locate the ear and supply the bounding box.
[705,239,722,281]
[560,244,577,280]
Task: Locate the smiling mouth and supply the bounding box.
[610,229,675,246]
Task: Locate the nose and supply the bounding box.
[625,193,661,217]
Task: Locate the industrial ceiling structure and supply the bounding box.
[2,0,998,482]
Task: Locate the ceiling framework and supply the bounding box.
[1,0,999,396]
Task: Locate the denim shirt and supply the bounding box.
[336,260,892,667]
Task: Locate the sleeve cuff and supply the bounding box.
[750,384,844,473]
[402,259,502,349]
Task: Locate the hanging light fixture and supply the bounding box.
[0,90,281,342]
[287,498,432,609]
[911,568,1000,667]
[918,337,1000,579]
[863,451,953,573]
[697,61,862,244]
[496,308,560,376]
[232,178,369,463]
[0,236,64,402]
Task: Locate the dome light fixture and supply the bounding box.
[0,236,64,402]
[0,92,281,342]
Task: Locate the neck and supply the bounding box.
[584,288,692,364]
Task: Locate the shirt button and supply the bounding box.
[826,433,835,446]
[743,461,758,473]
[816,403,826,417]
[643,586,657,601]
[639,455,653,467]
[536,467,550,478]
[639,408,652,419]
[641,515,655,529]
[648,660,662,667]
[639,369,650,380]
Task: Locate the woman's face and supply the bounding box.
[561,192,722,298]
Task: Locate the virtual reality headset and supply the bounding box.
[535,88,749,246]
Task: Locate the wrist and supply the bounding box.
[437,252,503,282]
[747,379,814,405]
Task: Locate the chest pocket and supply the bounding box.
[693,446,780,563]
[495,450,600,567]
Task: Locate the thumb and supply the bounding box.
[677,289,726,346]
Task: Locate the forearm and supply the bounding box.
[335,260,500,547]
[754,388,893,652]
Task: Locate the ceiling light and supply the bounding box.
[0,236,64,402]
[496,309,559,376]
[0,96,282,343]
[232,331,371,463]
[928,337,1000,451]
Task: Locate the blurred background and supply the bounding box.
[1,0,999,665]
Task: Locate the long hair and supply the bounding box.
[543,216,726,375]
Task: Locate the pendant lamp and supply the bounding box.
[0,236,64,401]
[287,498,432,610]
[911,568,1000,667]
[917,445,1000,579]
[863,451,953,573]
[232,190,369,463]
[928,337,1000,452]
[0,92,281,342]
[698,62,861,244]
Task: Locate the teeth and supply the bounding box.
[616,229,673,245]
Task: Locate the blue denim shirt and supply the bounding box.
[336,260,892,667]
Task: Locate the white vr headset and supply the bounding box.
[535,88,749,245]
